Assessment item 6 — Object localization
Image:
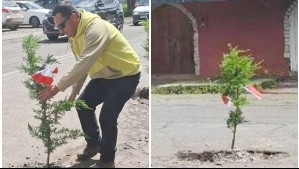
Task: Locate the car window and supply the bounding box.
[69,0,117,8]
[139,0,149,6]
[3,1,19,7]
[24,2,44,10]
[42,0,56,7]
[16,3,27,9]
[35,0,44,6]
[101,0,115,5]
[70,0,95,8]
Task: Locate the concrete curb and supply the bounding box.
[263,88,298,94]
[154,83,298,94]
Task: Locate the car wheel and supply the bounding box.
[47,34,59,40]
[133,22,138,26]
[30,17,40,28]
[117,16,124,32]
[8,25,19,31]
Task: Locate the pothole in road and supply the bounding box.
[177,150,288,164]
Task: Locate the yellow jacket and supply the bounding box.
[57,10,141,94]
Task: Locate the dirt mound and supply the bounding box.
[132,87,149,100]
[177,150,288,164]
[13,161,63,168]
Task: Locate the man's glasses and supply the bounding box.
[56,14,72,30]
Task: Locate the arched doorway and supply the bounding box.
[152,4,195,74]
[284,0,298,75]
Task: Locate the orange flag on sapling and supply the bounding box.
[32,66,58,86]
[244,85,262,100]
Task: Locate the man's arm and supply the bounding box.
[68,74,88,101]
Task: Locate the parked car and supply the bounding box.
[41,0,124,40]
[35,0,62,10]
[2,0,24,30]
[15,1,51,28]
[132,0,149,26]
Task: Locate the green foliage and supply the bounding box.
[260,79,277,89]
[219,44,260,150]
[19,34,88,167]
[219,45,260,99]
[28,98,88,154]
[226,108,245,129]
[20,36,59,76]
[19,35,59,100]
[140,18,149,60]
[152,84,225,94]
[123,3,133,17]
[152,80,274,95]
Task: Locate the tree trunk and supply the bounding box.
[46,117,51,168]
[47,152,50,168]
[42,102,51,168]
[230,88,240,150]
[231,123,237,150]
[127,0,136,12]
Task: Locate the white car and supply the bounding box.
[2,0,24,30]
[15,1,50,28]
[132,0,149,26]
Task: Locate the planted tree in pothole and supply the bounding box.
[219,44,261,150]
[18,34,88,167]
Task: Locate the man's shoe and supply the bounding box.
[77,145,100,161]
[95,160,115,168]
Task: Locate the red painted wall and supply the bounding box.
[197,0,292,78]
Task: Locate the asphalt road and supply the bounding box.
[151,93,298,167]
[2,19,149,167]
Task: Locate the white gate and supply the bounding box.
[289,2,298,73]
[284,1,298,74]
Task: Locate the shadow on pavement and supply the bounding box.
[38,37,68,44]
[67,159,98,168]
[19,25,43,29]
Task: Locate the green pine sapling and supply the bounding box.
[219,44,260,150]
[18,34,89,167]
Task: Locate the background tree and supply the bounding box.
[127,0,136,12]
[18,34,88,167]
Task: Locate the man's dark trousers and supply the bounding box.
[76,72,140,162]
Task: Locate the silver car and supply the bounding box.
[2,0,24,30]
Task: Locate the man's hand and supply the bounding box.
[38,85,60,102]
